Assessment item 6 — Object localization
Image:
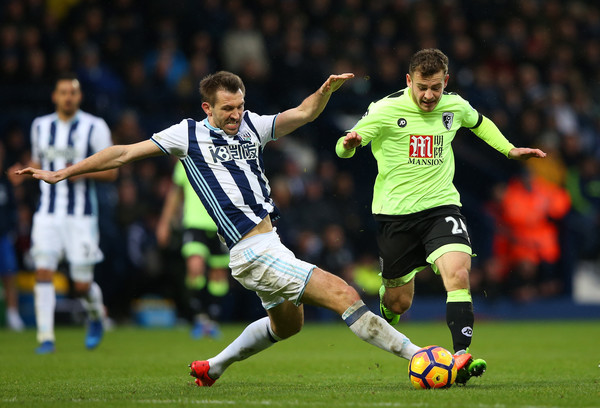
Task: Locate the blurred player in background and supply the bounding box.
[157,160,229,338]
[336,48,546,384]
[16,71,441,386]
[0,140,25,331]
[17,73,118,353]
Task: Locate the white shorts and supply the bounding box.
[31,213,104,273]
[229,230,315,310]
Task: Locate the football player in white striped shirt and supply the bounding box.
[17,71,423,383]
[19,74,118,354]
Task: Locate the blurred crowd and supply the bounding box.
[1,0,600,321]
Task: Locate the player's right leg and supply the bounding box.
[301,268,421,360]
[34,267,56,354]
[454,349,487,385]
[31,215,60,353]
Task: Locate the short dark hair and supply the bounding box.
[199,71,246,106]
[55,72,79,84]
[408,48,449,77]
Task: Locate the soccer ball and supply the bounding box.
[408,345,457,389]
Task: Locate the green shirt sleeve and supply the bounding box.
[350,101,383,146]
[470,115,516,157]
[335,136,356,158]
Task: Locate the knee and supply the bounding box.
[273,319,303,340]
[385,293,412,315]
[187,256,206,275]
[342,284,361,305]
[449,267,470,289]
[73,281,91,296]
[35,269,54,282]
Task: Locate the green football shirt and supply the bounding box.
[173,160,218,231]
[350,87,489,215]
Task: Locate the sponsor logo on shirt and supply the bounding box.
[408,135,444,165]
[208,143,259,163]
[40,147,79,162]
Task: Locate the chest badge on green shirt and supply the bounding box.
[442,112,454,130]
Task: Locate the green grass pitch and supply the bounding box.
[1,319,598,407]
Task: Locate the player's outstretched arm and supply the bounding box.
[274,73,354,139]
[16,140,164,184]
[508,147,547,160]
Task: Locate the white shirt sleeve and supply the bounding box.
[89,118,113,154]
[30,118,40,163]
[246,111,278,148]
[151,119,189,158]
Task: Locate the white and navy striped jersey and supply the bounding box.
[151,111,279,249]
[30,110,112,217]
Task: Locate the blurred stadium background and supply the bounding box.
[1,0,600,327]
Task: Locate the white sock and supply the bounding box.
[34,282,56,343]
[81,282,105,321]
[343,301,421,360]
[208,316,280,379]
[7,307,24,331]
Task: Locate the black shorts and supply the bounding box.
[181,228,228,257]
[375,205,472,285]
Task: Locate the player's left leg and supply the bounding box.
[190,300,301,386]
[191,231,306,386]
[435,251,473,353]
[66,216,105,349]
[183,232,229,339]
[72,267,105,350]
[2,274,24,331]
[0,236,24,331]
[435,251,486,383]
[185,253,209,338]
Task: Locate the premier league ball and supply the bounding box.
[408,345,457,389]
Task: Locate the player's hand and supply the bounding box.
[320,73,355,95]
[6,163,26,186]
[508,147,547,160]
[14,167,63,184]
[343,131,362,150]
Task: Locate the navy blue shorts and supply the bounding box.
[0,235,18,276]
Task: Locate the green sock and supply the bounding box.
[186,275,206,290]
[207,280,229,297]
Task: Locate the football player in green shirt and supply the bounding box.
[157,161,230,338]
[336,48,546,384]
